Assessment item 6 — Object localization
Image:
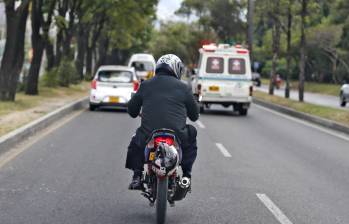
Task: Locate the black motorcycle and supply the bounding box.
[141,129,191,224]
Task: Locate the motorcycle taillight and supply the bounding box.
[154,136,174,147]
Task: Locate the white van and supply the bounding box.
[191,44,253,115]
[128,53,156,80]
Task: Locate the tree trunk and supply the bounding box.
[247,0,254,62]
[86,47,93,78]
[76,23,87,79]
[26,0,44,95]
[285,1,292,98]
[0,0,30,101]
[269,3,281,95]
[299,0,307,102]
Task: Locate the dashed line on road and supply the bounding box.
[215,143,232,157]
[256,193,293,224]
[196,120,206,129]
[255,104,349,142]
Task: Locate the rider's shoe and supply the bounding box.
[128,172,143,190]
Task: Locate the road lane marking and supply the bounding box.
[215,143,232,157]
[255,104,349,142]
[196,120,206,129]
[256,193,293,224]
[0,110,85,169]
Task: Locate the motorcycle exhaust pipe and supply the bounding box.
[171,177,191,201]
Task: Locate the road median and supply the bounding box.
[253,92,349,135]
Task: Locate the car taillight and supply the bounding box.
[154,136,174,147]
[91,79,97,89]
[249,86,253,96]
[133,80,139,91]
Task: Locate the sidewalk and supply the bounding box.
[256,85,348,111]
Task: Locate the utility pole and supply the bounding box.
[247,0,254,63]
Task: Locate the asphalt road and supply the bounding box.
[1,105,349,224]
[257,85,349,110]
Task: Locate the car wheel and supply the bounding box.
[239,108,248,116]
[89,104,98,111]
[340,93,346,107]
[256,80,261,87]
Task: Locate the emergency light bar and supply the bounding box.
[201,43,249,54]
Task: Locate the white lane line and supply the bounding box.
[256,193,293,224]
[196,120,206,129]
[255,104,349,142]
[215,143,232,157]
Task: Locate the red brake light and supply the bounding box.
[133,80,139,91]
[154,136,174,147]
[91,79,97,89]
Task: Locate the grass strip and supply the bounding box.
[254,91,349,127]
[261,78,341,96]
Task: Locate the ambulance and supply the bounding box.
[191,44,253,116]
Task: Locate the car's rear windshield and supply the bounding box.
[206,57,224,73]
[228,58,246,75]
[98,70,132,83]
[131,61,154,72]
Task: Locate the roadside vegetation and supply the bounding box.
[0,0,157,101]
[254,91,349,126]
[261,79,342,96]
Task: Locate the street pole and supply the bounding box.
[247,0,254,64]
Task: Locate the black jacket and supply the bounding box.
[127,71,199,142]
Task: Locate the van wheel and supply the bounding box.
[239,108,248,116]
[200,105,205,113]
[340,93,346,107]
[89,104,98,111]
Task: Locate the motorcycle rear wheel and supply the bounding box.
[156,177,168,224]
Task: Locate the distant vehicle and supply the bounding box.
[128,53,156,80]
[252,72,261,87]
[191,44,253,116]
[89,65,139,111]
[340,83,349,107]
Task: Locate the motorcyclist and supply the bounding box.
[126,54,199,190]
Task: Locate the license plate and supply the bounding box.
[109,96,119,103]
[149,152,155,161]
[209,86,220,91]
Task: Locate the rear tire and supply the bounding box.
[199,105,205,113]
[156,177,168,224]
[89,104,98,111]
[239,108,248,116]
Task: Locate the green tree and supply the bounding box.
[0,0,31,101]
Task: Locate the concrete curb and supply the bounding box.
[0,97,89,154]
[253,98,349,135]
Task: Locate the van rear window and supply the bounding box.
[98,71,132,83]
[206,57,224,73]
[228,58,246,75]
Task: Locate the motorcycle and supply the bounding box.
[141,128,191,224]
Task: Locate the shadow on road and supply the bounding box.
[91,107,128,113]
[201,109,242,117]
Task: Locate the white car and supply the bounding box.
[89,65,139,111]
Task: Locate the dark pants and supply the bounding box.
[125,125,198,174]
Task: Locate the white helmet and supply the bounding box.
[156,54,184,79]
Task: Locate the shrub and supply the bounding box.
[42,67,59,87]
